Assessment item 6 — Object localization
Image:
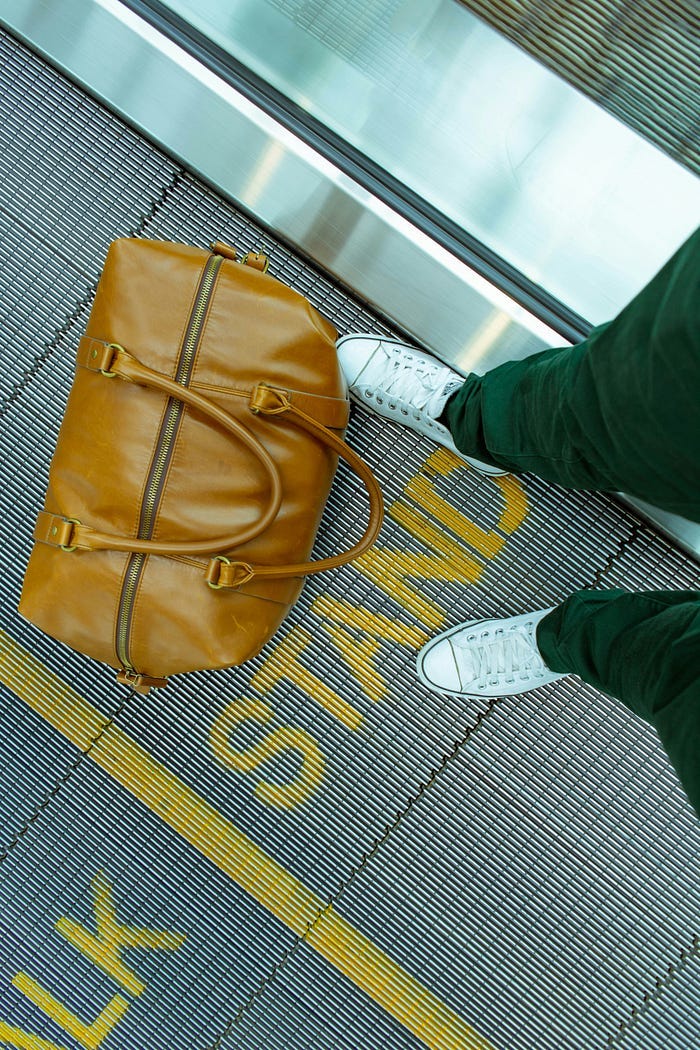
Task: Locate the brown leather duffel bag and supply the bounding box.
[19,237,383,694]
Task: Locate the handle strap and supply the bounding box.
[205,384,384,588]
[40,343,384,578]
[40,343,283,556]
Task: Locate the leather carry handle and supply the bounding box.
[49,344,384,574]
[53,345,284,556]
[205,384,385,588]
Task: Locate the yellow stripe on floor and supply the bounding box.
[0,629,497,1050]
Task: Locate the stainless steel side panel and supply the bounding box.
[0,0,563,365]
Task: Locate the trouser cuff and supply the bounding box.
[440,374,506,470]
[535,604,571,675]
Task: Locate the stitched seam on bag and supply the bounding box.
[303,296,338,343]
[165,556,296,606]
[189,383,249,398]
[191,382,347,405]
[128,550,298,609]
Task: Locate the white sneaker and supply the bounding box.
[416,609,566,697]
[336,334,507,476]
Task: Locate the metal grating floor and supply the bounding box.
[0,28,699,1050]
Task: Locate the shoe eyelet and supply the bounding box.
[376,397,384,405]
[401,408,409,416]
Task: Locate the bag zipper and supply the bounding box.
[115,253,223,673]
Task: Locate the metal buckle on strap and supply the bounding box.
[100,343,124,377]
[206,557,255,589]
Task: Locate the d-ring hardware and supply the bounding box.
[207,555,231,589]
[60,518,82,553]
[101,342,124,377]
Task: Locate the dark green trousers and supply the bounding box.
[444,228,700,817]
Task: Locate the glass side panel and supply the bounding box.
[155,0,699,324]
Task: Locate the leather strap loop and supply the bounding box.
[34,511,80,550]
[76,336,118,373]
[190,382,350,429]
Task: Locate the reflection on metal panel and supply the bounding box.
[157,0,699,324]
[455,0,700,178]
[0,0,563,367]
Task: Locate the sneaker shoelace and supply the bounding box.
[453,625,547,687]
[361,346,461,419]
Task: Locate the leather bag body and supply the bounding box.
[19,238,383,692]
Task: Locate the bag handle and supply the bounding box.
[45,344,283,556]
[204,385,384,588]
[45,344,383,573]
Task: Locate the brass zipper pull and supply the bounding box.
[117,669,169,694]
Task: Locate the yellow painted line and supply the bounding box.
[0,629,498,1050]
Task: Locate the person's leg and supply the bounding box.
[417,589,700,819]
[443,227,700,521]
[537,589,700,817]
